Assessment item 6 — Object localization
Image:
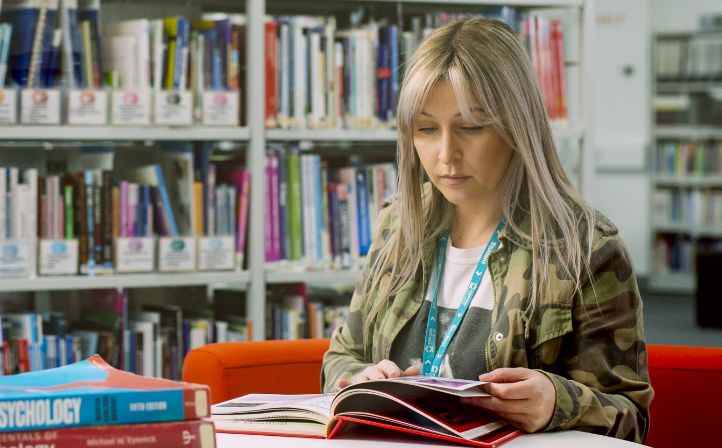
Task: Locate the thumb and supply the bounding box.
[479,367,531,383]
[403,365,420,376]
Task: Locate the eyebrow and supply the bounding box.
[418,107,485,118]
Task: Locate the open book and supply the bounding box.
[211,376,523,447]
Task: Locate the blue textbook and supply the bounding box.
[0,355,209,432]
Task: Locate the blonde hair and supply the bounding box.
[362,17,596,343]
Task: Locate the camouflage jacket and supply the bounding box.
[321,190,653,443]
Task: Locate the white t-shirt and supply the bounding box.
[390,239,500,379]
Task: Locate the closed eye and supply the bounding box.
[461,126,484,134]
[416,127,437,134]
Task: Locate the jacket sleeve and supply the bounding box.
[320,202,396,393]
[540,234,654,443]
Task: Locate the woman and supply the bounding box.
[321,17,652,443]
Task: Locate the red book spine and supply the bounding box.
[550,20,567,121]
[265,20,278,127]
[0,420,217,448]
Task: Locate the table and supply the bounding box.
[216,430,645,447]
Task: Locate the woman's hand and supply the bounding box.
[461,368,556,433]
[335,360,420,390]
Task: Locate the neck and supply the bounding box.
[450,199,502,249]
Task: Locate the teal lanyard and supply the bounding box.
[422,218,505,377]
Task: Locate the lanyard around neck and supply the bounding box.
[422,218,505,377]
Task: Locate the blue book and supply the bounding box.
[312,155,324,262]
[35,0,59,87]
[60,0,84,88]
[389,24,400,121]
[0,0,40,86]
[355,168,371,256]
[0,355,210,432]
[152,165,178,236]
[0,23,14,87]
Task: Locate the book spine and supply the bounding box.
[265,20,278,127]
[356,168,370,256]
[154,165,178,237]
[287,153,302,261]
[236,170,250,266]
[0,384,209,432]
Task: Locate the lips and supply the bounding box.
[440,175,470,185]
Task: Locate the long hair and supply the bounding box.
[361,17,596,344]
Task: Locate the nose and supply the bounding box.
[437,129,460,164]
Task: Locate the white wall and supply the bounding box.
[591,0,651,274]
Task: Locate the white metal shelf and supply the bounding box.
[648,272,695,294]
[366,0,583,6]
[0,271,251,292]
[655,126,722,140]
[266,125,583,142]
[0,126,250,142]
[653,175,722,187]
[266,128,397,142]
[266,268,360,285]
[656,81,722,93]
[652,223,722,238]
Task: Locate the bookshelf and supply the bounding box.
[0,0,596,364]
[649,30,722,293]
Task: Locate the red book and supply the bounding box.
[212,376,523,448]
[265,19,278,128]
[550,20,568,121]
[0,420,216,448]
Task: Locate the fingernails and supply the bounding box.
[479,372,492,380]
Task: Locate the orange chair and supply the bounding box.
[182,338,330,404]
[182,340,722,446]
[645,344,722,448]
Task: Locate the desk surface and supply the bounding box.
[216,430,644,448]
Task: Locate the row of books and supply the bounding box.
[0,287,252,379]
[264,9,570,129]
[0,0,243,93]
[653,188,722,229]
[1,161,250,274]
[653,140,722,176]
[0,353,215,447]
[264,284,349,340]
[653,234,695,275]
[655,35,722,80]
[264,150,397,269]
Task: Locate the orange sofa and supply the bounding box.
[182,341,722,447]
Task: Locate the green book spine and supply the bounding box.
[64,184,74,239]
[287,153,303,260]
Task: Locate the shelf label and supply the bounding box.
[158,237,196,272]
[0,88,17,124]
[20,89,61,124]
[202,91,239,126]
[154,90,192,125]
[68,90,108,125]
[115,237,155,273]
[0,240,33,278]
[111,90,151,125]
[39,239,79,275]
[198,236,235,271]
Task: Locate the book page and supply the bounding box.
[211,393,334,419]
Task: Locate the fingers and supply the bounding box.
[403,365,420,377]
[480,381,528,400]
[479,367,532,384]
[375,359,404,379]
[461,396,530,415]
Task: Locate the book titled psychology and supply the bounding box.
[0,355,209,432]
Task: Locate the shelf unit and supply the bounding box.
[649,30,722,293]
[0,0,596,342]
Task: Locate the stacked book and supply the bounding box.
[0,354,215,447]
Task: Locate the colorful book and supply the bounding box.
[212,376,521,447]
[0,420,216,448]
[0,355,210,432]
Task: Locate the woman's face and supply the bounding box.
[412,80,513,213]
